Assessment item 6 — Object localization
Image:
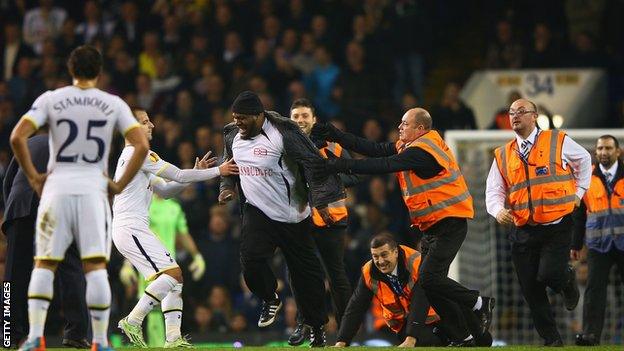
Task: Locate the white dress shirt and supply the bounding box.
[485,127,592,224]
[599,162,618,182]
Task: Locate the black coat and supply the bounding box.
[2,134,49,233]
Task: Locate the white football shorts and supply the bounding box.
[112,223,178,281]
[35,193,112,261]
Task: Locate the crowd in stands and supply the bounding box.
[0,0,623,339]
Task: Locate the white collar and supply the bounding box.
[390,264,398,277]
[599,162,618,177]
[515,126,539,147]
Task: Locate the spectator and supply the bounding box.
[567,31,607,68]
[2,22,35,81]
[110,50,137,95]
[229,312,248,332]
[334,41,381,131]
[304,45,340,118]
[112,0,145,54]
[192,304,214,333]
[485,20,523,69]
[262,16,281,49]
[431,82,477,134]
[22,0,67,54]
[292,32,316,75]
[75,0,113,44]
[195,125,212,156]
[55,18,82,59]
[135,73,155,111]
[197,206,240,295]
[489,90,522,130]
[524,23,561,68]
[208,285,233,333]
[138,30,161,78]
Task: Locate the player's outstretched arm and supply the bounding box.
[10,118,46,196]
[111,127,149,195]
[157,157,238,183]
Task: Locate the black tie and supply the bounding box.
[520,140,530,161]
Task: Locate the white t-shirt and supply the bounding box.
[23,86,139,196]
[232,118,310,223]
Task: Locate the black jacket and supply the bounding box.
[2,134,49,233]
[337,246,431,344]
[220,110,346,210]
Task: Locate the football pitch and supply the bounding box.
[44,346,623,350]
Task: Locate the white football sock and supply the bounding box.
[128,273,177,326]
[162,283,183,342]
[86,269,111,346]
[27,268,54,339]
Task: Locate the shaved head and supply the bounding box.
[409,108,432,130]
[398,108,432,143]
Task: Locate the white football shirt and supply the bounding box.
[232,117,310,223]
[112,146,221,227]
[112,147,168,227]
[22,86,139,195]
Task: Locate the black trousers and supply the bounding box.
[294,225,352,326]
[419,217,479,340]
[510,216,571,343]
[3,216,89,346]
[582,247,624,339]
[239,204,328,327]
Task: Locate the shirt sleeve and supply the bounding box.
[150,176,188,198]
[562,136,592,199]
[485,159,507,218]
[115,97,140,136]
[141,151,170,175]
[21,91,51,129]
[336,276,373,344]
[338,147,443,179]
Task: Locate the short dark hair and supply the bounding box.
[370,233,398,250]
[67,45,102,79]
[598,134,620,149]
[290,98,316,116]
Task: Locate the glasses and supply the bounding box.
[508,110,536,118]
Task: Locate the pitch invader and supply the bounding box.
[10,45,150,351]
[112,109,238,348]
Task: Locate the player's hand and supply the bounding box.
[570,249,582,261]
[574,195,581,208]
[316,205,334,225]
[218,158,239,176]
[333,341,347,347]
[107,179,123,196]
[194,151,217,170]
[398,336,416,347]
[28,173,47,197]
[119,260,138,287]
[189,254,206,281]
[218,189,235,204]
[496,208,514,225]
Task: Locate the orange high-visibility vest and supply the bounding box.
[362,245,439,333]
[312,142,348,227]
[395,130,474,231]
[494,130,576,226]
[582,166,624,251]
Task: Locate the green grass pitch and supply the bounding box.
[45,346,623,350]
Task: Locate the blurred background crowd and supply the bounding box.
[1,0,623,342]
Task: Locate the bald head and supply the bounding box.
[406,108,432,130]
[509,98,538,138]
[398,108,432,143]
